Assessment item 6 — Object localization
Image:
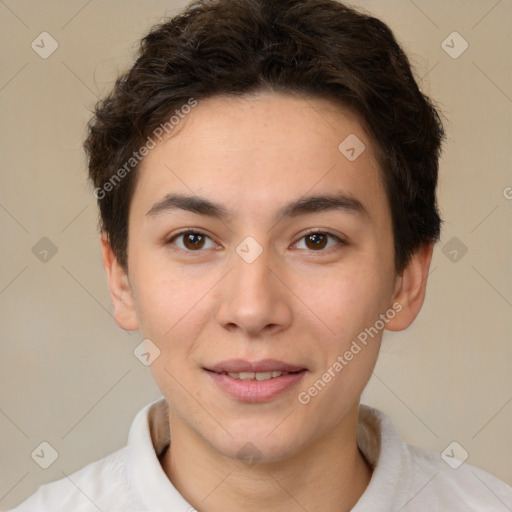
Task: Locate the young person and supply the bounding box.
[8,0,512,510]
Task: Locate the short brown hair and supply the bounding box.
[85,0,445,272]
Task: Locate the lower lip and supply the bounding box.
[205,370,306,402]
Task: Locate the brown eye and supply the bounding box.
[294,231,344,252]
[169,231,217,251]
[305,233,328,250]
[183,233,205,250]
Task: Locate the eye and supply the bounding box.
[168,231,218,251]
[294,231,345,251]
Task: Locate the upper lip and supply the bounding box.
[205,359,306,373]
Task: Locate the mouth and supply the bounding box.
[204,359,307,402]
[205,359,306,374]
[212,370,297,381]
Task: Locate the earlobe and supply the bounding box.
[386,242,434,332]
[101,235,139,331]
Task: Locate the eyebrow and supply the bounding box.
[146,192,369,222]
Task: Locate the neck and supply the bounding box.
[161,405,372,512]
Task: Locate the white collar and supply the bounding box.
[127,397,412,511]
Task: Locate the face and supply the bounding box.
[106,91,428,463]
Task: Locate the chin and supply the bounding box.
[206,420,311,465]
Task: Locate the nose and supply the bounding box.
[215,248,293,337]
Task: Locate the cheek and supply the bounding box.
[295,267,387,411]
[296,261,392,341]
[130,252,218,338]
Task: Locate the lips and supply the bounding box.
[205,359,306,374]
[224,371,290,381]
[204,359,307,402]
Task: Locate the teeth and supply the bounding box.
[238,372,255,380]
[226,371,288,380]
[255,372,273,381]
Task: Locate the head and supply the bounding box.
[85,0,444,463]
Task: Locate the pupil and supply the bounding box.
[307,233,326,249]
[185,233,204,249]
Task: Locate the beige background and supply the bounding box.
[0,0,511,508]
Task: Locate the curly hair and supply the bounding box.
[84,0,445,273]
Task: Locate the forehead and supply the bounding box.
[132,91,388,224]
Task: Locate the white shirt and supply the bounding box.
[6,397,512,511]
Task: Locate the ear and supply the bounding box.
[101,234,139,331]
[386,242,434,332]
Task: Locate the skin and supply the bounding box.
[102,91,433,512]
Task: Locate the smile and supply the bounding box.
[204,361,307,402]
[219,371,290,381]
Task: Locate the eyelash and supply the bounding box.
[166,229,347,253]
